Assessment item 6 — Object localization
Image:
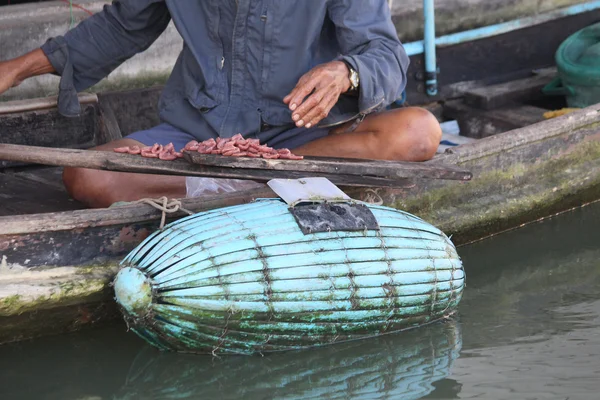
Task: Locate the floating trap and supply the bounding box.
[113,179,465,355]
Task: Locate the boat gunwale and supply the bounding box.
[430,103,600,165]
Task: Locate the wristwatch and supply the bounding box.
[343,61,360,93]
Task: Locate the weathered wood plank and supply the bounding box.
[0,93,98,115]
[0,224,148,267]
[97,101,123,144]
[463,68,557,110]
[12,167,66,191]
[98,88,162,136]
[0,106,99,168]
[183,151,472,181]
[437,105,600,163]
[0,144,427,187]
[0,187,274,236]
[0,172,84,216]
[444,100,547,138]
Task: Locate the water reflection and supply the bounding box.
[458,207,600,351]
[115,320,462,400]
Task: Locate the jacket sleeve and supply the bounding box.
[41,0,171,116]
[327,0,409,114]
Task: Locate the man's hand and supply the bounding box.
[0,49,55,96]
[283,61,352,129]
[0,61,23,95]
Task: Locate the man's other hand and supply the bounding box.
[0,60,23,95]
[0,49,55,96]
[283,61,352,129]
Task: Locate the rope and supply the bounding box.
[60,0,94,30]
[68,0,74,29]
[133,197,194,229]
[362,189,384,206]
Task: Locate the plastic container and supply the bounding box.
[543,22,600,108]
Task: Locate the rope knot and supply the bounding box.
[133,197,194,229]
[362,189,384,206]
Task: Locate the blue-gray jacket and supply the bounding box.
[42,0,409,139]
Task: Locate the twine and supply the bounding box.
[362,189,384,206]
[134,197,194,229]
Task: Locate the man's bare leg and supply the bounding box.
[293,107,442,161]
[63,107,439,208]
[62,139,186,208]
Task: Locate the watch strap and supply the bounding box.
[342,60,359,93]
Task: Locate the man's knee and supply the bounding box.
[405,107,441,161]
[381,107,441,162]
[63,167,116,208]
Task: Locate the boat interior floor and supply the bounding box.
[0,167,85,216]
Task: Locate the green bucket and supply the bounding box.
[543,22,600,108]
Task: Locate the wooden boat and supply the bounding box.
[1,4,600,345]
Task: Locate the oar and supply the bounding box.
[0,143,471,187]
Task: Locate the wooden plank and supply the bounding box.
[433,105,600,163]
[0,172,84,216]
[0,93,97,115]
[463,68,557,110]
[12,167,66,191]
[444,100,547,138]
[183,151,472,181]
[0,187,275,236]
[0,144,470,186]
[97,101,123,144]
[98,88,162,136]
[0,105,99,168]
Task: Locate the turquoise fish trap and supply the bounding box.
[113,194,465,355]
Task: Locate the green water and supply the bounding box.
[1,203,600,400]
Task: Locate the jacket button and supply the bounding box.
[261,122,271,131]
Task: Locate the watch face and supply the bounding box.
[351,71,359,88]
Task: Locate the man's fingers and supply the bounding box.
[287,77,320,112]
[303,92,337,128]
[284,62,348,126]
[291,88,327,125]
[284,73,311,106]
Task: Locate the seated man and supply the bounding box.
[0,0,441,208]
